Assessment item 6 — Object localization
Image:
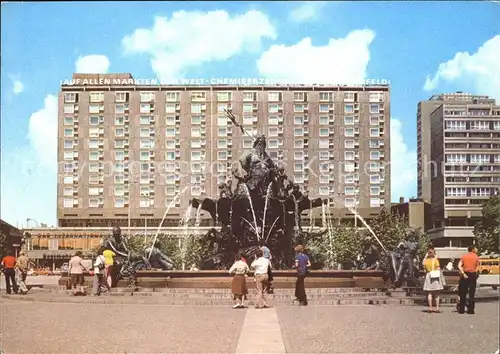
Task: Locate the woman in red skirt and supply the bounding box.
[229,252,249,308]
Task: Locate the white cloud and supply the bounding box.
[75,54,110,73]
[9,75,24,94]
[423,35,500,100]
[27,95,58,170]
[1,95,59,226]
[122,10,276,81]
[288,2,327,23]
[257,29,375,84]
[390,119,417,201]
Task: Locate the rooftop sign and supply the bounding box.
[60,77,390,86]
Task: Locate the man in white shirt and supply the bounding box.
[92,249,109,296]
[251,249,270,309]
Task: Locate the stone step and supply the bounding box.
[4,293,497,306]
[35,289,388,299]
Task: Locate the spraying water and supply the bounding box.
[321,202,327,229]
[261,183,273,240]
[194,204,203,228]
[347,207,387,252]
[241,184,259,239]
[309,200,314,232]
[148,186,188,260]
[178,204,194,270]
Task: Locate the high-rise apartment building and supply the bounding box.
[58,73,391,228]
[426,93,500,257]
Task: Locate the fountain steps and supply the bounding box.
[3,291,498,306]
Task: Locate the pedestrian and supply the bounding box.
[102,248,116,288]
[446,259,454,271]
[457,245,480,314]
[16,251,30,295]
[250,249,270,309]
[229,251,250,309]
[1,250,18,295]
[260,241,274,294]
[293,245,311,306]
[68,251,89,296]
[92,249,109,296]
[422,247,444,313]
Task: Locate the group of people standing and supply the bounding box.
[422,245,480,314]
[67,247,116,296]
[228,244,311,308]
[1,250,30,295]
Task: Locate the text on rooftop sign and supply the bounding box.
[60,78,390,86]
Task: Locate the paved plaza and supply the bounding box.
[1,299,498,353]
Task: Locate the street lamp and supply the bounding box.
[26,218,39,228]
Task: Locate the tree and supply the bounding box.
[474,194,500,255]
[369,209,411,252]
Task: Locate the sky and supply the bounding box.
[1,1,499,228]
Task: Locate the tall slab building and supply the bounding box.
[57,74,391,228]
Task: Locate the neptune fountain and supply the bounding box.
[191,110,328,269]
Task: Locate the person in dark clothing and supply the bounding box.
[293,245,311,306]
[457,245,480,314]
[1,250,18,295]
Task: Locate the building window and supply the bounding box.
[294,174,304,184]
[319,162,330,173]
[88,187,100,196]
[370,198,381,207]
[268,139,279,148]
[140,104,151,113]
[294,139,304,148]
[115,116,125,125]
[319,139,329,149]
[64,128,74,137]
[268,92,281,102]
[64,187,73,196]
[140,92,154,102]
[344,104,354,113]
[344,128,355,137]
[370,128,380,137]
[345,140,355,149]
[370,186,380,196]
[88,139,98,149]
[115,151,125,161]
[294,92,306,101]
[90,92,104,102]
[294,116,304,125]
[344,116,354,125]
[166,92,180,102]
[115,128,125,137]
[319,116,329,125]
[64,117,74,125]
[345,175,354,184]
[268,116,279,125]
[191,151,201,161]
[140,128,150,137]
[369,139,379,149]
[319,128,329,137]
[218,151,227,160]
[294,104,304,113]
[370,151,380,160]
[243,91,256,101]
[319,151,329,160]
[446,154,467,163]
[115,198,125,208]
[191,104,202,114]
[114,176,125,185]
[89,199,100,208]
[165,104,176,114]
[114,186,125,196]
[319,104,330,113]
[294,163,303,172]
[115,92,127,102]
[268,104,280,113]
[344,92,355,102]
[165,128,176,137]
[370,175,380,184]
[89,151,99,161]
[369,92,383,102]
[243,139,253,149]
[217,139,227,148]
[345,151,355,160]
[369,104,380,114]
[268,127,279,137]
[345,198,355,208]
[63,198,75,208]
[370,116,379,125]
[294,151,304,160]
[344,162,355,172]
[191,127,201,137]
[320,175,330,184]
[88,163,99,173]
[64,104,75,114]
[294,128,304,137]
[217,91,232,101]
[89,104,101,114]
[319,186,330,196]
[369,162,380,172]
[64,140,74,149]
[140,116,151,125]
[446,188,467,197]
[344,186,355,196]
[320,92,332,101]
[64,93,77,103]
